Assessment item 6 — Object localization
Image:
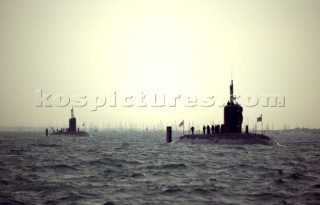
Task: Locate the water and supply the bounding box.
[0,130,319,204]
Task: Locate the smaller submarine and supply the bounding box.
[169,80,276,145]
[46,107,91,137]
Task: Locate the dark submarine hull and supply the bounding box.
[173,133,276,145]
[49,131,91,137]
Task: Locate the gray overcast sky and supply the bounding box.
[1,0,320,129]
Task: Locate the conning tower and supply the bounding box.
[224,80,243,133]
[69,107,76,132]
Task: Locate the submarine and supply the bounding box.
[169,80,276,145]
[46,107,91,137]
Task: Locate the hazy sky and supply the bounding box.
[1,0,319,129]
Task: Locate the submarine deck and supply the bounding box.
[173,133,276,145]
[49,131,91,137]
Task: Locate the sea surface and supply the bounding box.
[0,129,319,205]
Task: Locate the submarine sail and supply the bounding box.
[224,80,243,133]
[69,107,76,132]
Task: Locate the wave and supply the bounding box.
[51,164,77,170]
[312,184,320,188]
[147,163,187,170]
[87,158,122,167]
[34,143,61,148]
[0,193,27,205]
[0,180,12,186]
[251,192,285,200]
[162,163,187,169]
[129,172,144,178]
[103,169,116,175]
[32,164,77,173]
[116,159,143,165]
[286,172,308,180]
[56,191,86,202]
[274,178,286,184]
[102,202,116,205]
[163,186,183,194]
[191,188,208,194]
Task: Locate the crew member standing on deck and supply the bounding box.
[190,126,194,135]
[207,125,210,135]
[203,125,206,134]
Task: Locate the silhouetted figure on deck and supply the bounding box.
[203,125,206,134]
[221,124,225,133]
[190,126,194,135]
[211,125,215,134]
[207,125,210,134]
[215,125,220,133]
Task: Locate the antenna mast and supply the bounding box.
[230,66,234,103]
[71,106,74,118]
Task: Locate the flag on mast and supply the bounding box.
[179,120,185,135]
[257,114,263,134]
[178,120,184,127]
